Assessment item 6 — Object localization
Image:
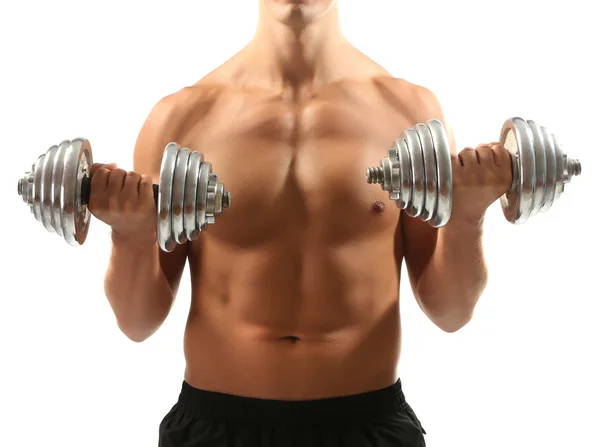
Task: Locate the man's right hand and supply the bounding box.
[88,163,157,242]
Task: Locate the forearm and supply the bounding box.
[103,232,174,341]
[417,219,488,332]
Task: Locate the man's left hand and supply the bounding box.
[450,142,514,225]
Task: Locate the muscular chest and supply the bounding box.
[189,95,404,246]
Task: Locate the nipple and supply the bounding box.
[372,200,386,214]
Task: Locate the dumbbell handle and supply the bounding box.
[80,176,159,206]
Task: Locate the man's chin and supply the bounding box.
[277,6,315,28]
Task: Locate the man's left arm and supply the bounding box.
[397,86,488,333]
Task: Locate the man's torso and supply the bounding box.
[164,65,429,400]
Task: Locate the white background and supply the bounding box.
[1,1,598,446]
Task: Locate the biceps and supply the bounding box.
[400,211,438,292]
[158,243,189,297]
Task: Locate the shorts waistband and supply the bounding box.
[176,379,408,423]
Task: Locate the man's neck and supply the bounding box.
[244,8,353,93]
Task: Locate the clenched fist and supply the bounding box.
[88,163,157,241]
[451,142,513,225]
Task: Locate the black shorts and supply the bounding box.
[158,379,427,446]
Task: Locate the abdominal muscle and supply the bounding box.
[182,235,404,400]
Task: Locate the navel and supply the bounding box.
[278,336,302,344]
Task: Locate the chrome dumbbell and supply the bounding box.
[366,117,581,226]
[17,139,231,252]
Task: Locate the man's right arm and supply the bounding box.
[103,93,190,342]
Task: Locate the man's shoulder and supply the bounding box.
[135,82,232,146]
[150,83,225,124]
[370,76,445,123]
[134,83,228,164]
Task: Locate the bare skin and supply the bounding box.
[100,0,512,400]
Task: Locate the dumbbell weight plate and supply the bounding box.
[60,139,92,245]
[526,120,548,218]
[393,138,412,210]
[32,154,44,223]
[403,128,426,218]
[158,143,179,252]
[538,127,556,213]
[499,117,536,224]
[51,141,70,238]
[184,151,203,241]
[196,162,211,230]
[206,173,225,224]
[427,119,452,227]
[40,145,58,233]
[553,134,565,203]
[415,123,438,223]
[383,147,400,202]
[171,147,191,244]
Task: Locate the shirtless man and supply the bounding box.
[91,1,513,445]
